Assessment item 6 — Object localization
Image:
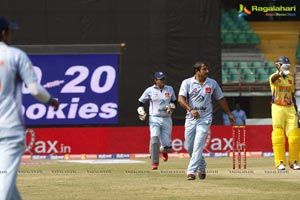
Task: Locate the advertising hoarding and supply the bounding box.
[237,0,300,21]
[23,54,119,126]
[24,125,274,155]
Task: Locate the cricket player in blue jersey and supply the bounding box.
[0,16,59,200]
[178,61,234,180]
[231,103,247,126]
[137,72,177,170]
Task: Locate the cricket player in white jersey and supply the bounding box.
[0,16,59,200]
[137,72,177,170]
[178,61,234,180]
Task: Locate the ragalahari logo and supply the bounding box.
[238,4,252,18]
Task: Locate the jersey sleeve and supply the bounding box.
[178,79,188,97]
[138,87,151,103]
[213,81,224,100]
[243,111,247,121]
[16,49,38,85]
[269,73,277,94]
[170,86,177,101]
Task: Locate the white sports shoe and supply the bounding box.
[277,161,286,170]
[290,161,300,170]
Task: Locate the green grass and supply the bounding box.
[18,157,300,200]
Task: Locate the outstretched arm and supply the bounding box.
[27,82,59,111]
[271,73,281,83]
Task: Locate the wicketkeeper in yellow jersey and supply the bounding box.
[269,56,300,170]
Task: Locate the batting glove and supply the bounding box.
[137,106,147,121]
[166,103,176,114]
[47,97,59,111]
[279,64,290,71]
[279,70,290,76]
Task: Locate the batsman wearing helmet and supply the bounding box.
[269,56,300,170]
[137,72,177,170]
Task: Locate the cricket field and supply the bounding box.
[18,157,300,200]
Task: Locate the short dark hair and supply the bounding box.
[193,61,209,74]
[0,29,8,41]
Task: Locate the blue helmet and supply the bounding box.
[275,56,290,65]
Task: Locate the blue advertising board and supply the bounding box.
[23,54,119,126]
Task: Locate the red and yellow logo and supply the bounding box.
[205,87,211,93]
[238,4,252,18]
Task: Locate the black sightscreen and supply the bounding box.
[1,0,222,125]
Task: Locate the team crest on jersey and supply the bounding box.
[205,87,211,93]
[164,92,170,97]
[288,80,292,84]
[191,88,197,94]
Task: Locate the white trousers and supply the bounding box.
[184,118,211,175]
[149,116,172,147]
[0,128,24,200]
